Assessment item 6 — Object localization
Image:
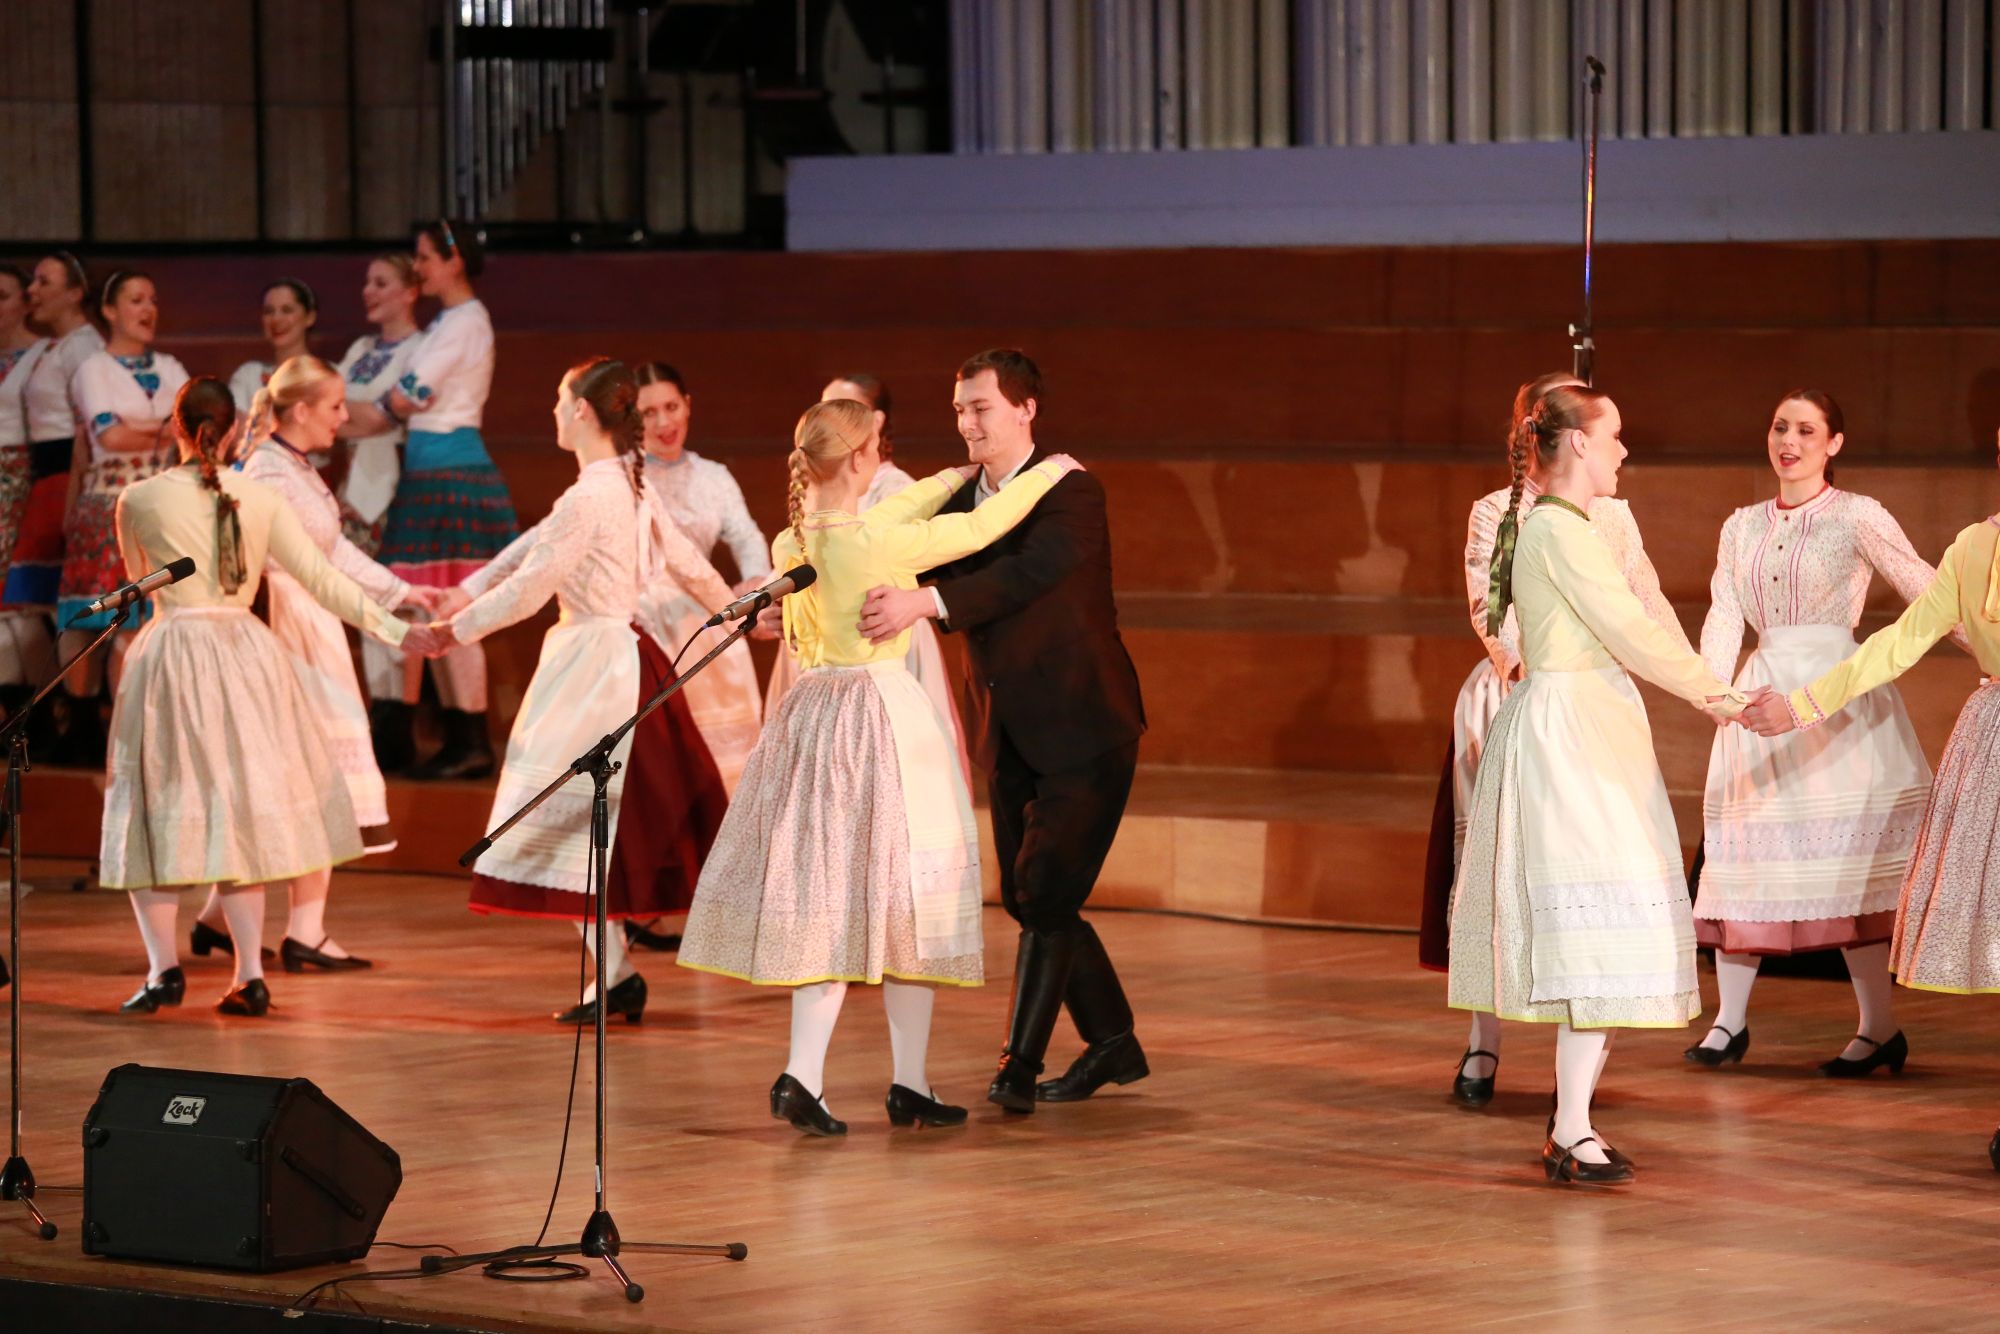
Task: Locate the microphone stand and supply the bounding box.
[1571,54,1605,386]
[1,600,135,1240]
[428,617,755,1302]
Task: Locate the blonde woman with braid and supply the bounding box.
[422,358,734,1023]
[182,357,442,974]
[1425,372,1691,1109]
[677,398,1078,1137]
[104,379,445,1017]
[1447,386,1755,1185]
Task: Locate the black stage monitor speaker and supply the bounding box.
[81,1063,401,1271]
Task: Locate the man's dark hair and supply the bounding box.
[957,348,1043,412]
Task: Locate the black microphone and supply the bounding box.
[1584,55,1606,88]
[81,557,198,617]
[702,565,817,628]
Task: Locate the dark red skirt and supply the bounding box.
[468,627,730,920]
[1417,737,1456,973]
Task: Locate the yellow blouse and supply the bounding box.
[777,460,1069,668]
[1790,516,2000,727]
[1514,500,1745,711]
[115,467,408,645]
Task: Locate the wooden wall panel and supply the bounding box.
[259,0,350,105]
[0,104,82,241]
[89,0,255,103]
[91,104,257,242]
[354,106,442,239]
[263,105,352,239]
[0,0,79,96]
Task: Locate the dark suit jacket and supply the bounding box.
[923,449,1146,775]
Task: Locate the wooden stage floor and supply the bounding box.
[3,864,2000,1331]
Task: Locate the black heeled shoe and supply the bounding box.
[770,1074,847,1137]
[1542,1135,1635,1186]
[1451,1048,1498,1108]
[216,978,271,1017]
[119,966,186,1014]
[1037,1031,1149,1103]
[553,973,647,1025]
[1820,1030,1907,1078]
[886,1084,968,1128]
[189,920,276,965]
[622,919,682,953]
[1546,1101,1635,1169]
[281,936,373,973]
[1683,1024,1750,1067]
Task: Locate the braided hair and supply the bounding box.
[786,399,873,566]
[1485,382,1611,636]
[828,373,893,461]
[171,378,249,595]
[566,357,646,501]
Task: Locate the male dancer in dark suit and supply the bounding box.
[858,348,1148,1113]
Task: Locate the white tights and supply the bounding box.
[132,885,266,988]
[577,919,634,1001]
[1552,1025,1614,1164]
[196,867,349,958]
[1704,943,1898,1056]
[783,980,938,1110]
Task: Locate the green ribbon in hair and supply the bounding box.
[1485,494,1591,636]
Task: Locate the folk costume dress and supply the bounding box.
[1447,497,1745,1028]
[455,457,733,919]
[334,330,423,555]
[677,458,1074,990]
[636,450,769,793]
[227,360,274,413]
[6,322,101,613]
[99,467,411,889]
[1418,484,1688,970]
[1695,487,1943,955]
[377,298,517,589]
[763,461,972,790]
[241,437,414,851]
[1786,517,2000,995]
[62,348,190,630]
[0,339,45,595]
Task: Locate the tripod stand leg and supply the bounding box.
[599,1248,643,1303]
[1,1155,57,1240]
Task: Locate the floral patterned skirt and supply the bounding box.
[1892,682,2000,995]
[60,453,168,630]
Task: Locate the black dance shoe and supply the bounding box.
[1820,1030,1908,1078]
[770,1074,847,1137]
[1683,1024,1750,1067]
[189,920,276,964]
[1451,1048,1499,1108]
[885,1084,969,1128]
[281,937,373,973]
[1542,1136,1635,1186]
[216,978,271,1017]
[622,919,683,953]
[1988,1128,2000,1173]
[1037,1031,1150,1103]
[1546,1101,1635,1169]
[553,973,647,1025]
[987,1053,1044,1114]
[119,966,186,1014]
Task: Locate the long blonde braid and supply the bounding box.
[781,399,874,661]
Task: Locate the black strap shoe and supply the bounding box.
[770,1074,847,1136]
[1542,1135,1635,1185]
[1451,1048,1499,1107]
[1820,1030,1907,1078]
[281,936,373,973]
[886,1084,968,1127]
[1037,1030,1149,1103]
[623,919,683,953]
[1683,1024,1750,1067]
[216,977,271,1017]
[119,966,186,1014]
[553,973,647,1025]
[189,919,276,964]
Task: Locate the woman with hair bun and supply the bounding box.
[1687,389,1948,1075]
[228,278,318,411]
[677,398,1077,1138]
[177,356,440,974]
[1424,371,1689,1111]
[423,357,734,1022]
[103,377,444,1017]
[377,219,518,780]
[1448,385,1750,1185]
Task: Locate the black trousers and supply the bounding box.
[989,732,1139,1043]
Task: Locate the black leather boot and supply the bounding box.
[410,708,495,781]
[988,928,1077,1114]
[369,700,417,776]
[1037,921,1145,1102]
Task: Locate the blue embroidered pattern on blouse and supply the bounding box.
[92,411,116,433]
[347,335,408,385]
[115,351,160,396]
[0,348,26,380]
[397,371,434,403]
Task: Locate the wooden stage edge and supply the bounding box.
[4,867,2000,1331]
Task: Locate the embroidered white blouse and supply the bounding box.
[453,457,731,644]
[0,339,47,448]
[1465,483,1689,681]
[336,331,424,525]
[642,451,772,582]
[1699,487,1948,682]
[23,323,103,443]
[71,350,190,462]
[399,299,493,434]
[228,360,274,413]
[240,440,409,609]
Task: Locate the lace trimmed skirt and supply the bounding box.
[1892,682,2000,994]
[678,661,983,989]
[264,569,394,846]
[1447,666,1700,1029]
[99,606,364,889]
